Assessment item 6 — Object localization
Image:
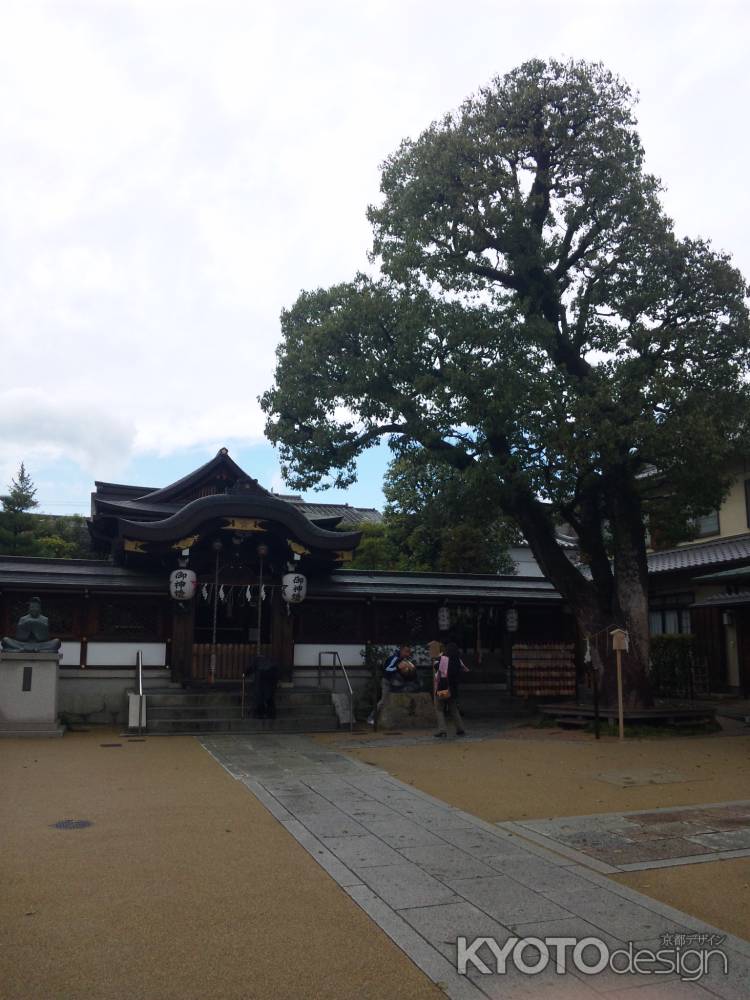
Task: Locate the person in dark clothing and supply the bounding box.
[434,640,469,737]
[251,654,278,718]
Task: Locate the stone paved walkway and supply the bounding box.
[201,734,750,1000]
[504,802,750,873]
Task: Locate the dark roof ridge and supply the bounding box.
[138,447,270,503]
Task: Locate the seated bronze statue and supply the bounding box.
[1,597,61,653]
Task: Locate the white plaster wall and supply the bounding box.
[86,642,166,667]
[292,665,372,693]
[293,643,366,668]
[60,641,81,667]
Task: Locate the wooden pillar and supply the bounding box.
[171,599,195,686]
[271,586,294,683]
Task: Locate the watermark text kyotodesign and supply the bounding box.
[457,932,728,982]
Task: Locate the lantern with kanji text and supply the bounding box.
[169,568,198,601]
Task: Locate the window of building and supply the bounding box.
[649,608,691,635]
[745,479,750,529]
[693,510,720,538]
[648,592,693,635]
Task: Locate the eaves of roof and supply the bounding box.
[647,534,750,575]
[0,556,163,591]
[308,570,561,602]
[692,590,750,609]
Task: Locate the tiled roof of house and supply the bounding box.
[273,496,383,525]
[692,590,750,608]
[647,533,750,574]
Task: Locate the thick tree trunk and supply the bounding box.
[606,474,653,708]
[511,480,653,709]
[572,595,652,710]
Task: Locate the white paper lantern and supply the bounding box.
[169,568,197,600]
[505,608,519,632]
[438,606,451,631]
[282,572,307,604]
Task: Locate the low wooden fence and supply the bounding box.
[192,643,271,680]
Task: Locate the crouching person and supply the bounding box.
[368,644,414,725]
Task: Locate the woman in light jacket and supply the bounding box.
[434,640,468,738]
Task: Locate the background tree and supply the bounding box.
[262,59,750,706]
[360,449,518,573]
[0,463,39,554]
[0,464,96,558]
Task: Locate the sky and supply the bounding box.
[1,0,748,514]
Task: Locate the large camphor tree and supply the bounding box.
[262,59,750,706]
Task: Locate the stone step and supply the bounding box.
[144,716,339,734]
[147,703,337,720]
[145,689,333,708]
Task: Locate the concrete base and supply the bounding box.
[0,651,63,737]
[378,690,434,730]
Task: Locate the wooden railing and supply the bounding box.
[192,643,271,680]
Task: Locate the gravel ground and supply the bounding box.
[0,730,442,1000]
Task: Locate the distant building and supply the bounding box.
[648,458,750,693]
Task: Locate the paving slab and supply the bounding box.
[446,874,571,926]
[401,843,500,880]
[321,832,404,868]
[437,825,532,859]
[398,899,509,960]
[356,862,459,909]
[359,815,446,848]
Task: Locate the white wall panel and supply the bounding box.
[60,641,81,667]
[86,642,166,667]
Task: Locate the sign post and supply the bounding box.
[610,628,629,741]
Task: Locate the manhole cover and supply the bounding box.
[52,819,93,830]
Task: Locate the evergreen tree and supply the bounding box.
[0,463,39,555]
[263,60,750,706]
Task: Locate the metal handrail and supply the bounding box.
[136,650,144,736]
[318,650,354,733]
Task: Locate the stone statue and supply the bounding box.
[1,597,61,653]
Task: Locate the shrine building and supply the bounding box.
[0,449,574,729]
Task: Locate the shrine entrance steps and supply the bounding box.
[138,685,339,735]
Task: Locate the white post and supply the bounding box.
[611,628,629,742]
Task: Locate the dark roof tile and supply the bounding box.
[648,534,750,574]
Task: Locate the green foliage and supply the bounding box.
[349,451,519,572]
[385,449,518,572]
[348,522,400,570]
[0,463,95,558]
[31,514,95,559]
[649,634,707,698]
[261,59,750,698]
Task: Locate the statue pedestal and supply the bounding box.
[378,690,435,730]
[0,651,64,738]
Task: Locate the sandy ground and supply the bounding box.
[338,728,750,942]
[0,730,441,1000]
[613,861,750,943]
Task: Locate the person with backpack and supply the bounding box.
[434,639,469,738]
[367,644,414,725]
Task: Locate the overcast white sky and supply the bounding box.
[1,0,748,513]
